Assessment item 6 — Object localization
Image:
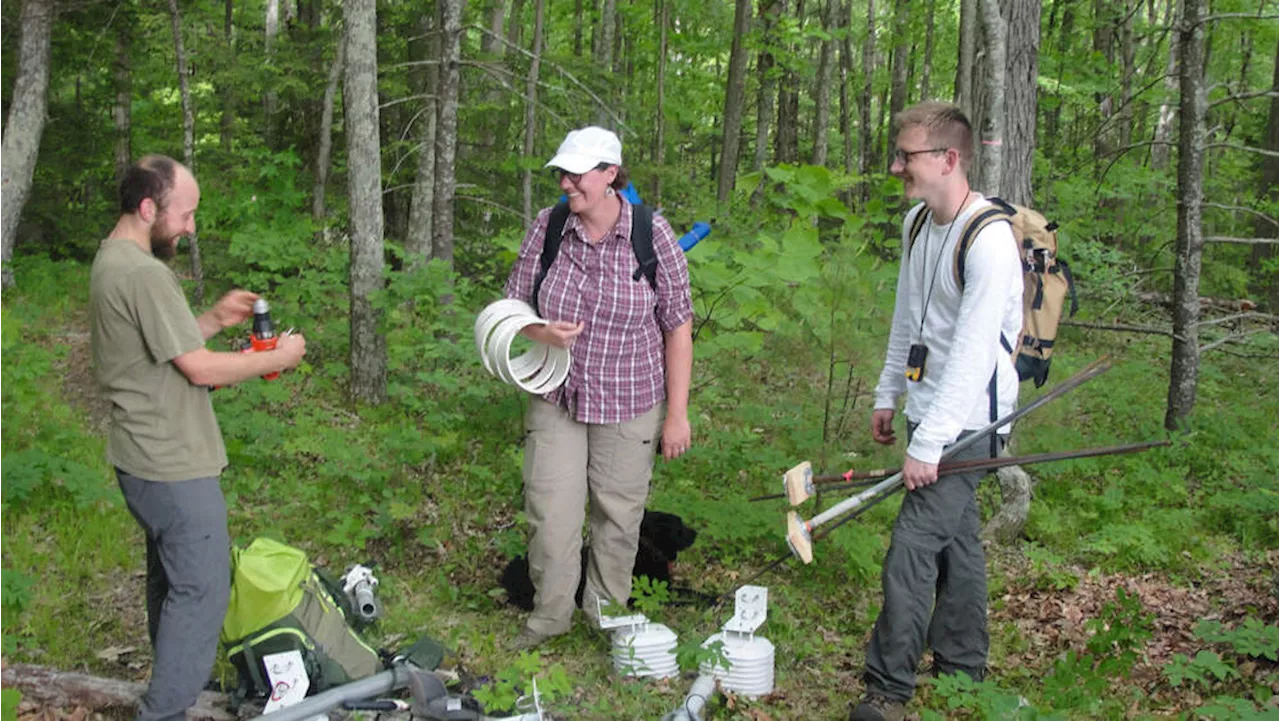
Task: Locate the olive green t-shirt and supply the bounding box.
[89,237,227,481]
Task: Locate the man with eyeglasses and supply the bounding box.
[850,102,1023,721]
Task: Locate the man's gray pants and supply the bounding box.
[117,470,230,721]
[862,428,1003,702]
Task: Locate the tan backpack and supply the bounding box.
[908,197,1078,388]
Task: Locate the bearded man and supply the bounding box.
[89,154,306,721]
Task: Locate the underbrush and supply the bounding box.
[2,244,1276,719]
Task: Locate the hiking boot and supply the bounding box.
[849,693,906,721]
[503,627,553,652]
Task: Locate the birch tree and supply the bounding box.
[312,37,345,227]
[167,0,204,304]
[432,0,466,270]
[973,0,1006,195]
[407,10,439,265]
[344,0,388,404]
[1,0,55,290]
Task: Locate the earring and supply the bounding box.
[605,186,616,197]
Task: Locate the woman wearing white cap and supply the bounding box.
[501,126,694,651]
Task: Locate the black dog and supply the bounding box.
[500,509,698,612]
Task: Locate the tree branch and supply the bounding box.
[1197,311,1280,328]
[1199,12,1279,25]
[1204,235,1279,245]
[1060,319,1180,339]
[1199,330,1270,354]
[466,24,631,133]
[1201,142,1280,157]
[1202,201,1279,227]
[1208,89,1279,109]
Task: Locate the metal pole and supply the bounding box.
[804,357,1111,532]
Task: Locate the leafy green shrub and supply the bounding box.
[1164,651,1240,690]
[921,672,1064,721]
[1195,618,1279,662]
[471,653,572,714]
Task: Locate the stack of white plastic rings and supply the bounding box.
[474,299,571,394]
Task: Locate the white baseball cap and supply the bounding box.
[544,126,623,174]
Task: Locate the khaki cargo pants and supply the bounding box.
[521,398,664,637]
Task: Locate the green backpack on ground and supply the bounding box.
[221,538,383,698]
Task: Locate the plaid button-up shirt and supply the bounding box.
[504,200,693,424]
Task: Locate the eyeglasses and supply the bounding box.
[555,163,611,183]
[892,147,949,165]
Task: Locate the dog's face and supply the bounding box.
[640,510,698,559]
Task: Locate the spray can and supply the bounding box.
[249,298,280,380]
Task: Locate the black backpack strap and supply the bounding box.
[906,205,931,257]
[630,203,658,289]
[1056,259,1079,316]
[954,201,1015,291]
[531,202,573,317]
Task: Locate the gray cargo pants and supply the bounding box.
[117,469,231,721]
[862,427,1003,702]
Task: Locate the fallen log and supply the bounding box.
[1,664,234,721]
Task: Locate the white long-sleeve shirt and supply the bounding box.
[874,198,1024,464]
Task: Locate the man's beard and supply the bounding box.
[150,230,179,260]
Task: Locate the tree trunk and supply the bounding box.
[1249,55,1278,308]
[1,0,55,290]
[858,0,875,202]
[432,0,466,270]
[1117,0,1136,149]
[886,1,909,163]
[811,0,836,167]
[974,0,1005,196]
[1164,0,1207,430]
[481,0,506,56]
[521,0,546,223]
[1091,0,1116,166]
[1000,0,1039,206]
[752,0,779,173]
[718,0,752,204]
[955,0,977,117]
[654,0,668,203]
[264,0,280,149]
[506,0,526,48]
[983,462,1033,543]
[312,37,345,227]
[920,0,935,101]
[344,0,388,405]
[1043,0,1072,153]
[574,0,585,57]
[2,664,233,721]
[219,0,235,154]
[113,21,132,186]
[168,0,204,305]
[775,0,803,165]
[597,0,617,126]
[406,10,440,266]
[1151,1,1178,169]
[839,0,854,175]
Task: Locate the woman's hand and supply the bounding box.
[523,320,584,349]
[661,413,691,460]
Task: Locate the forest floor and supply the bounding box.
[4,266,1278,721]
